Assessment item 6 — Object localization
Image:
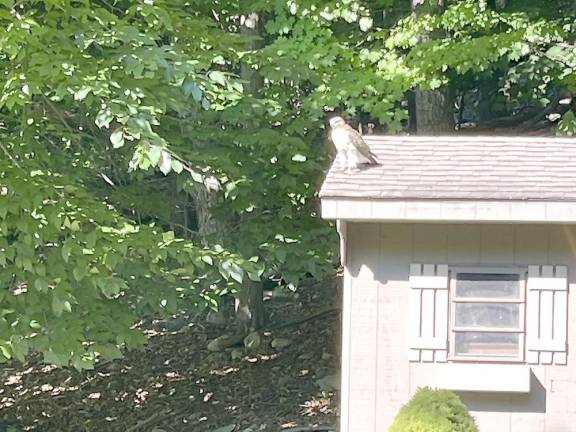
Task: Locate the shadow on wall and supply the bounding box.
[457,371,546,414]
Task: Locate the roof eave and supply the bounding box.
[320,197,576,224]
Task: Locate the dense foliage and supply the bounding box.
[389,387,478,432]
[0,0,574,367]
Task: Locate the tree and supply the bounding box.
[0,0,575,369]
[0,0,266,368]
[235,10,266,333]
[411,0,456,133]
[387,0,576,132]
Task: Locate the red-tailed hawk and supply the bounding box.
[329,116,379,172]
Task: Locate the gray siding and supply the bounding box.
[343,223,576,432]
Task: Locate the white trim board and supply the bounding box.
[430,363,531,393]
[321,198,576,223]
[339,261,352,431]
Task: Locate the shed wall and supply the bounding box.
[343,222,576,432]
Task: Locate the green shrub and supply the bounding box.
[389,387,478,432]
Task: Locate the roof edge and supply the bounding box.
[361,135,576,142]
[321,197,576,224]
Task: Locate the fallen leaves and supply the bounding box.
[0,280,340,431]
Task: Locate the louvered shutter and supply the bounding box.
[526,265,568,365]
[409,264,449,363]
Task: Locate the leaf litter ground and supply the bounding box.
[0,279,340,432]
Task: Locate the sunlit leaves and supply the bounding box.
[0,159,255,369]
[110,129,125,149]
[291,154,307,162]
[558,110,576,136]
[208,71,227,87]
[381,0,576,118]
[159,150,172,175]
[95,109,114,129]
[171,159,184,174]
[359,16,373,31]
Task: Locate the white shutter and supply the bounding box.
[526,265,568,365]
[409,264,449,363]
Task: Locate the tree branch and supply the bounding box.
[0,142,22,169]
[42,96,75,135]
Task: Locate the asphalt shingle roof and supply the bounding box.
[319,136,576,201]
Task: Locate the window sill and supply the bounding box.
[430,363,531,393]
[448,355,524,363]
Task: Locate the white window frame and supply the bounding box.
[449,266,526,363]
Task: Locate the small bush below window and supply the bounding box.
[389,387,478,432]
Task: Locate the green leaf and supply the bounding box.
[43,350,68,367]
[100,278,122,298]
[341,9,358,23]
[51,296,64,316]
[190,170,203,183]
[29,320,42,329]
[0,343,11,360]
[172,159,184,174]
[73,267,85,281]
[104,252,120,271]
[74,86,91,101]
[183,79,203,101]
[159,151,172,175]
[291,154,307,162]
[558,110,576,136]
[96,344,123,361]
[229,262,244,284]
[95,109,114,129]
[110,128,125,148]
[148,145,162,166]
[72,355,95,371]
[61,242,72,263]
[359,17,373,31]
[201,98,211,110]
[11,338,28,362]
[208,71,226,86]
[34,278,48,291]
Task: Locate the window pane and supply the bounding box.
[456,273,520,298]
[454,332,519,358]
[455,303,520,328]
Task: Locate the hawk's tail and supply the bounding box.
[366,152,380,165]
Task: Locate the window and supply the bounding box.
[450,268,525,361]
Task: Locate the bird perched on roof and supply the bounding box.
[329,116,379,173]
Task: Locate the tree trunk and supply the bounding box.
[406,90,418,133]
[189,179,237,325]
[495,0,506,10]
[235,280,265,333]
[414,88,455,133]
[191,183,226,245]
[240,13,264,97]
[411,0,455,134]
[234,11,265,334]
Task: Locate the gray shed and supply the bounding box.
[320,135,576,432]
